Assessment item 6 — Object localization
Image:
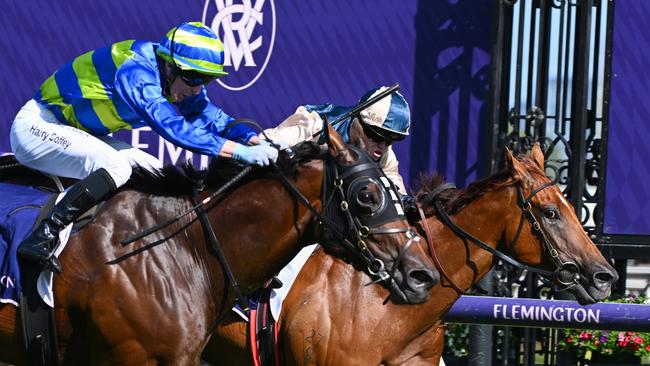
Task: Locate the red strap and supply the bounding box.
[249,309,261,366]
[273,318,281,366]
[416,202,465,295]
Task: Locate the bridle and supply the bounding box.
[418,180,582,295]
[273,144,421,283]
[321,146,420,282]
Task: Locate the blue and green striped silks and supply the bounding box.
[32,36,248,156]
[35,40,146,134]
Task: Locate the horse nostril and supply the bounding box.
[407,268,438,289]
[593,271,615,289]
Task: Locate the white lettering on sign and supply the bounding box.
[493,304,600,323]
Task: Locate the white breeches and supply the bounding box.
[9,99,162,187]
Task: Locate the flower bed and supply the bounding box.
[557,295,649,364]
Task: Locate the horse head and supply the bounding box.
[502,143,618,304]
[317,123,438,304]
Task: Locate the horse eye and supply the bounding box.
[544,209,559,220]
[359,191,374,203]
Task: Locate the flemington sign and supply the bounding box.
[445,296,650,332]
[492,303,600,324]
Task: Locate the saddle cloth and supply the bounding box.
[0,182,71,307]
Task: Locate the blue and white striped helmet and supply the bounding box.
[358,86,411,139]
[156,22,228,77]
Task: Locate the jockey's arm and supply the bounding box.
[176,90,258,145]
[380,147,407,194]
[115,59,255,157]
[262,106,323,146]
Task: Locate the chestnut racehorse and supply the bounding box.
[0,126,437,365]
[206,144,618,365]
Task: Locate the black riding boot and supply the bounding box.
[17,168,117,274]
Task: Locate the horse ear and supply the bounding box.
[530,143,545,170]
[348,118,367,151]
[504,147,526,181]
[327,123,357,164]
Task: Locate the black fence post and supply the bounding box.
[467,270,496,366]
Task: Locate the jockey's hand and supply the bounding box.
[260,138,291,151]
[232,143,279,166]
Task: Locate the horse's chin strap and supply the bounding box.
[364,227,420,286]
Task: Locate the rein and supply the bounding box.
[419,180,580,295]
[417,202,464,294]
[120,166,253,246]
[191,184,251,315]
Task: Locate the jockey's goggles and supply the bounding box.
[178,70,216,86]
[360,119,407,144]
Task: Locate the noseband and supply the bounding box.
[422,180,582,295]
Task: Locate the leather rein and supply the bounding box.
[417,181,582,295]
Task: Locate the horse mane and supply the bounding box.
[413,153,547,216]
[123,141,326,196]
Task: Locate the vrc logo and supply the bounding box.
[202,0,276,91]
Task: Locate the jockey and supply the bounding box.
[9,22,280,274]
[264,86,410,193]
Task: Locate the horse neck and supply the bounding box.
[431,185,518,293]
[203,160,325,298]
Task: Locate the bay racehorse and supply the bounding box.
[206,144,618,365]
[0,125,437,365]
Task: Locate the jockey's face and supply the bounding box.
[161,61,205,102]
[169,75,203,103]
[349,118,392,161]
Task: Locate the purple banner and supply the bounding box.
[0,1,491,188]
[445,296,650,332]
[604,1,650,235]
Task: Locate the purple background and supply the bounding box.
[604,1,650,236]
[0,0,492,190]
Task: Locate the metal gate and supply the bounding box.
[479,0,623,365]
